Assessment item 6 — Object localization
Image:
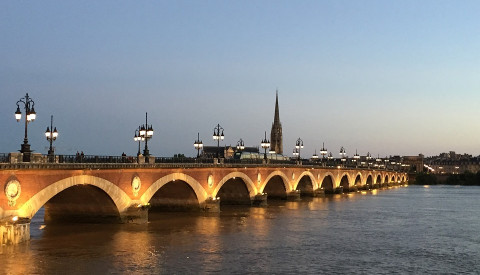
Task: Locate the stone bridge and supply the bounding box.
[0,163,408,244]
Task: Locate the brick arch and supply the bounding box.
[319,172,336,186]
[213,172,258,198]
[141,173,208,205]
[319,172,336,190]
[353,172,363,185]
[16,175,131,219]
[364,173,374,185]
[375,174,382,184]
[260,171,291,193]
[293,171,318,190]
[337,172,353,187]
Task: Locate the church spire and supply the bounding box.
[270,90,283,155]
[274,90,280,124]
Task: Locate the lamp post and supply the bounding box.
[295,138,303,161]
[340,146,347,167]
[44,115,58,163]
[261,131,270,161]
[366,152,372,168]
[133,126,144,159]
[312,149,319,162]
[293,148,299,159]
[15,93,36,162]
[212,124,224,159]
[327,152,333,166]
[353,149,360,168]
[194,132,203,158]
[138,112,154,163]
[375,154,382,168]
[320,142,328,166]
[236,138,245,151]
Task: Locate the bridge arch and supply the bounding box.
[337,172,352,188]
[213,172,257,198]
[375,174,382,185]
[260,171,291,193]
[293,171,318,190]
[365,174,373,187]
[319,172,335,193]
[17,175,132,219]
[354,173,362,186]
[384,175,389,183]
[141,173,208,205]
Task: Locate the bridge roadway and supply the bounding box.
[0,162,408,245]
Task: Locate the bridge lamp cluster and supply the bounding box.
[15,95,36,122]
[294,138,304,160]
[260,131,270,160]
[320,143,328,158]
[45,115,59,163]
[44,126,58,140]
[311,149,319,160]
[194,133,204,158]
[134,112,154,163]
[212,124,224,159]
[14,93,37,162]
[339,147,347,165]
[237,138,245,151]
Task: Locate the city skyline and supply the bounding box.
[1,1,479,157]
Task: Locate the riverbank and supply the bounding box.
[412,172,480,186]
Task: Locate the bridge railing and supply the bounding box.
[0,152,409,172]
[0,153,8,163]
[57,154,137,164]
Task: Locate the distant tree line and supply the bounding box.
[413,171,480,185]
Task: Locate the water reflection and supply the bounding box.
[4,186,480,273]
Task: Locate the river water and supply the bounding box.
[1,185,480,274]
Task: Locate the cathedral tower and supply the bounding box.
[270,91,283,155]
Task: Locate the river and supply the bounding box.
[1,185,480,274]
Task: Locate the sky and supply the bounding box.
[1,0,479,158]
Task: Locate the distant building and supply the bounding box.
[270,91,283,155]
[424,152,480,174]
[201,145,259,159]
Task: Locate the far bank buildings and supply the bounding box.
[202,92,283,158]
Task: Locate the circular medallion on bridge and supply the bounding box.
[5,179,21,206]
[132,176,141,197]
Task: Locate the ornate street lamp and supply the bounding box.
[340,146,347,167]
[353,149,360,167]
[319,142,328,166]
[327,152,333,166]
[236,138,245,151]
[212,124,224,159]
[138,112,153,163]
[260,131,270,160]
[15,93,36,162]
[366,152,372,168]
[194,132,203,158]
[133,126,144,159]
[311,149,319,161]
[295,138,303,161]
[293,148,299,158]
[44,115,58,163]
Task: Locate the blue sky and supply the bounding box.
[1,0,479,158]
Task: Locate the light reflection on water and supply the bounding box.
[2,186,480,273]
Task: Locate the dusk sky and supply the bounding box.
[1,1,479,158]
